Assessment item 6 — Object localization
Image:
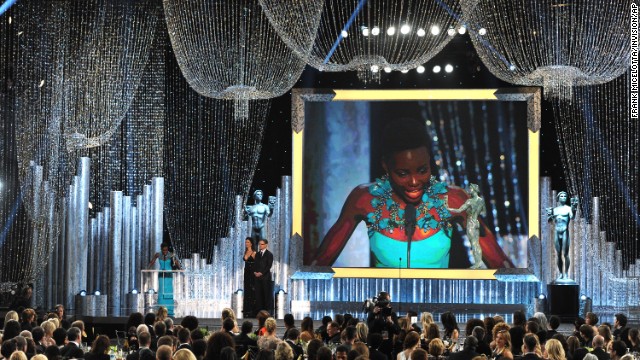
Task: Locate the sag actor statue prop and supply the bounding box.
[546,191,578,280]
[244,190,276,245]
[447,183,487,269]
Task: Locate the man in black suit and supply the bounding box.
[177,328,193,352]
[253,239,274,316]
[591,335,611,360]
[613,313,631,348]
[234,321,258,358]
[60,327,85,359]
[367,333,388,360]
[520,334,542,360]
[448,336,481,360]
[126,332,155,360]
[284,328,304,360]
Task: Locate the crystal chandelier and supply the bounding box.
[262,0,462,82]
[163,0,313,120]
[460,0,630,100]
[62,0,159,151]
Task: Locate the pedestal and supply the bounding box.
[548,283,579,321]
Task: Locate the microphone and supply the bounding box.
[405,204,416,268]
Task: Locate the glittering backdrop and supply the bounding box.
[163,41,270,260]
[551,72,639,267]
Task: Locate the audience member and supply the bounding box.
[546,338,567,360]
[177,328,193,352]
[284,328,303,360]
[126,331,155,360]
[84,335,110,360]
[367,333,387,360]
[473,325,492,357]
[548,316,561,339]
[204,331,235,360]
[306,339,324,360]
[59,327,84,359]
[173,349,197,360]
[299,317,315,343]
[628,328,640,352]
[155,345,172,360]
[449,335,480,360]
[282,314,296,340]
[613,314,630,348]
[274,342,294,360]
[219,346,238,360]
[234,321,257,358]
[192,339,207,360]
[609,341,627,360]
[181,316,199,332]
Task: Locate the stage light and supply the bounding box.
[445,64,454,73]
[341,30,348,38]
[430,25,441,36]
[384,67,392,73]
[580,294,587,301]
[478,28,487,36]
[400,24,411,34]
[371,26,380,36]
[538,293,546,300]
[78,290,87,296]
[433,65,442,73]
[387,26,396,36]
[447,27,456,36]
[361,27,369,36]
[458,26,467,35]
[456,160,462,166]
[147,289,155,295]
[370,65,379,73]
[131,289,138,295]
[504,201,511,207]
[416,66,425,73]
[94,290,101,296]
[400,69,409,73]
[416,28,426,37]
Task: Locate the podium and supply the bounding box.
[548,283,579,322]
[141,270,184,315]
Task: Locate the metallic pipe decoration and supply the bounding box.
[77,158,91,298]
[109,191,123,316]
[122,196,132,294]
[151,178,164,257]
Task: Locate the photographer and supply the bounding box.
[366,292,401,336]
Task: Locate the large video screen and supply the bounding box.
[297,90,539,271]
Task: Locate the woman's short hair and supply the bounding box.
[380,118,431,163]
[428,338,445,357]
[275,342,294,360]
[265,318,277,334]
[174,349,198,360]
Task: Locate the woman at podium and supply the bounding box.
[149,243,181,315]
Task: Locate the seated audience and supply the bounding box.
[449,335,480,360]
[84,335,110,360]
[546,338,567,360]
[155,345,172,360]
[59,327,84,359]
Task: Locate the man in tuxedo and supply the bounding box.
[177,328,193,352]
[253,239,274,316]
[591,335,611,360]
[126,332,155,360]
[60,327,85,359]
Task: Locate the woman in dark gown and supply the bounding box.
[243,237,257,318]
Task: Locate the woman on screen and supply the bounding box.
[312,118,512,268]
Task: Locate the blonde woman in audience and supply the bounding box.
[420,313,434,338]
[40,321,57,347]
[598,325,613,350]
[355,323,368,343]
[490,322,511,351]
[9,351,27,360]
[173,348,197,360]
[545,339,566,360]
[31,355,48,360]
[492,330,513,360]
[258,318,280,349]
[428,338,445,359]
[275,342,294,360]
[4,311,19,325]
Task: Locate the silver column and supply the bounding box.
[94,212,104,293]
[101,207,111,295]
[143,185,152,264]
[88,218,97,294]
[109,191,123,316]
[136,194,144,290]
[130,204,138,291]
[64,182,76,310]
[77,157,91,296]
[122,196,132,294]
[151,177,164,255]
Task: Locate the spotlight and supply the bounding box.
[131,289,138,295]
[370,65,379,73]
[504,201,511,207]
[371,26,380,36]
[94,290,101,296]
[361,27,369,36]
[400,69,409,74]
[430,25,441,36]
[383,67,392,73]
[416,66,425,74]
[444,64,454,73]
[78,290,87,296]
[387,26,396,36]
[447,27,456,36]
[433,65,442,73]
[416,28,426,37]
[580,294,587,301]
[478,28,487,36]
[147,289,156,295]
[457,26,467,35]
[400,24,411,35]
[538,293,546,300]
[341,30,348,38]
